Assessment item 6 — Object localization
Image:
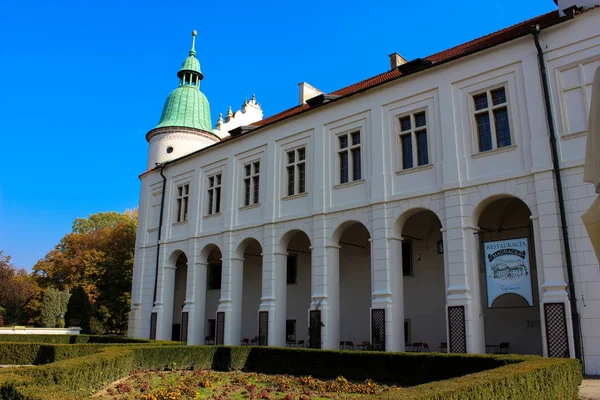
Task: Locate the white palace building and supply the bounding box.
[128,0,600,374]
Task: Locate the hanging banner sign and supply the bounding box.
[484,238,533,307]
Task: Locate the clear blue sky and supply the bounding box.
[0,0,556,270]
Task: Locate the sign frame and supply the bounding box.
[483,237,534,308]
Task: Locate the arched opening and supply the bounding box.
[203,245,222,344]
[171,252,188,341]
[282,230,312,346]
[476,196,542,355]
[239,238,263,345]
[399,210,445,352]
[337,222,371,349]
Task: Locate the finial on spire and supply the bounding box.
[190,30,197,56]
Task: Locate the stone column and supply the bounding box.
[532,171,574,358]
[388,236,405,352]
[185,258,208,345]
[154,257,176,341]
[128,247,145,338]
[260,249,287,347]
[369,205,394,351]
[310,215,339,350]
[217,233,242,346]
[444,189,485,354]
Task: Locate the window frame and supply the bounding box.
[397,108,430,170]
[285,147,307,197]
[206,173,222,216]
[242,160,261,207]
[470,85,513,153]
[175,183,190,223]
[207,319,216,338]
[556,57,600,138]
[336,130,362,185]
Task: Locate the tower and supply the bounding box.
[146,30,219,169]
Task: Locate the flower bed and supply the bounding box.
[96,369,399,399]
[0,344,582,400]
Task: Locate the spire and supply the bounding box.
[226,106,233,122]
[190,30,197,56]
[178,30,203,81]
[152,30,213,133]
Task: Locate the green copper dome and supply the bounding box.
[153,30,212,133]
[179,55,202,78]
[155,86,213,132]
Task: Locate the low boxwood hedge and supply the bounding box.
[0,344,582,400]
[0,334,164,344]
[0,343,108,365]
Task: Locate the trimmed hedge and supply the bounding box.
[0,345,582,400]
[244,347,514,385]
[0,343,107,365]
[0,334,161,344]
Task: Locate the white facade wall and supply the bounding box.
[128,9,600,373]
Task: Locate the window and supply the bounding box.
[472,87,511,152]
[287,255,297,284]
[286,148,306,196]
[207,319,216,338]
[402,240,412,276]
[399,111,429,170]
[243,161,260,206]
[286,320,296,342]
[404,319,411,344]
[559,60,600,136]
[338,131,362,184]
[207,264,222,290]
[175,183,189,222]
[207,173,222,215]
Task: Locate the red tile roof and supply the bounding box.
[249,10,566,130]
[145,8,583,174]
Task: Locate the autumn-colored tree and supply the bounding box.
[32,209,137,334]
[0,251,39,326]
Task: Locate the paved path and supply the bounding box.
[581,378,600,399]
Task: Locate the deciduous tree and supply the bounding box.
[32,209,137,334]
[0,251,38,326]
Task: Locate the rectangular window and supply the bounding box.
[472,87,511,152]
[286,320,296,342]
[208,319,216,338]
[207,173,222,215]
[287,255,297,284]
[337,131,362,184]
[399,111,429,170]
[207,264,222,290]
[404,319,411,344]
[402,240,412,276]
[175,183,190,222]
[286,147,307,196]
[243,161,260,206]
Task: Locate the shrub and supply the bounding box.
[64,287,91,333]
[245,347,511,385]
[0,334,177,345]
[0,345,582,400]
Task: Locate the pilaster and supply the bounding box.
[310,215,339,350]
